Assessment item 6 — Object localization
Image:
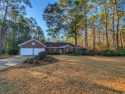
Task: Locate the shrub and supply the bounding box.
[33,59,39,65]
[23,58,34,64]
[117,51,125,56]
[6,48,18,55]
[47,52,61,55]
[73,52,80,55]
[23,58,29,63]
[66,51,74,54]
[23,59,28,63]
[110,51,118,56]
[73,50,85,56]
[102,50,125,56]
[34,56,39,60]
[86,50,95,56]
[38,51,47,60]
[23,58,39,64]
[28,58,34,64]
[102,52,111,56]
[96,51,102,55]
[2,50,5,54]
[43,56,53,62]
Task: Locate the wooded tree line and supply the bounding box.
[43,0,125,54]
[0,0,45,55]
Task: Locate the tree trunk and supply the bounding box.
[115,3,120,51]
[92,21,95,52]
[112,5,117,52]
[3,33,8,51]
[104,4,110,53]
[0,37,3,55]
[0,6,8,55]
[120,30,123,49]
[116,14,119,50]
[99,31,102,53]
[85,16,88,52]
[12,17,16,48]
[123,32,125,47]
[74,25,77,52]
[74,25,77,46]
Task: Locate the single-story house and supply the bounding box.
[18,39,82,56]
[44,42,75,54]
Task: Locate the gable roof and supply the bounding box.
[17,39,47,47]
[60,44,74,48]
[43,42,75,48]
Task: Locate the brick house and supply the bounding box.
[18,39,82,55]
[44,42,75,54]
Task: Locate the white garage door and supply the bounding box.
[21,48,33,55]
[34,48,45,55]
[20,48,45,56]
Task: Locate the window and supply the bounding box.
[53,48,57,52]
[66,48,70,52]
[32,42,36,45]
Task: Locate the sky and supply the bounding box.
[26,0,58,36]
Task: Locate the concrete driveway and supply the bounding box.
[0,56,26,70]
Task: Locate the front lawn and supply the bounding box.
[0,55,125,94]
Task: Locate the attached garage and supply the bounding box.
[20,48,33,55]
[34,48,45,55]
[18,39,46,56]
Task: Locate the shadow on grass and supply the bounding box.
[91,82,123,93]
[66,78,123,93]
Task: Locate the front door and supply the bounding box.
[60,49,63,54]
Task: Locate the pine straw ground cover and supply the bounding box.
[0,55,14,59]
[0,55,125,94]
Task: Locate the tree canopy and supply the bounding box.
[43,0,125,54]
[0,0,45,55]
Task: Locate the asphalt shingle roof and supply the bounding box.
[44,42,75,47]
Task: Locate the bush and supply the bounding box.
[23,58,30,63]
[66,51,74,54]
[34,56,39,60]
[47,52,61,55]
[86,50,95,56]
[117,52,125,56]
[23,58,29,63]
[96,51,102,55]
[33,59,39,65]
[43,56,53,62]
[23,58,34,64]
[27,58,34,64]
[23,55,55,65]
[38,51,47,60]
[2,50,5,54]
[102,52,111,56]
[73,52,80,56]
[23,57,39,64]
[73,50,86,56]
[110,51,118,56]
[6,48,18,55]
[102,50,125,56]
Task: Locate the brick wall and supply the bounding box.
[20,40,45,48]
